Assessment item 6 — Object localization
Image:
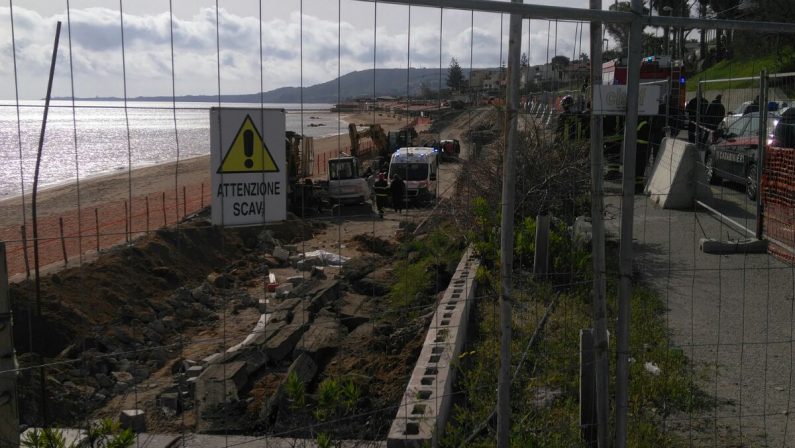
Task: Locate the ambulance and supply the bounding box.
[387,147,440,204]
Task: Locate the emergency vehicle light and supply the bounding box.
[680,76,686,85]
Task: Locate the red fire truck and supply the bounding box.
[602,55,687,112]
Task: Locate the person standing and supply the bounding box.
[390,174,406,213]
[704,94,726,143]
[373,172,389,218]
[686,94,706,143]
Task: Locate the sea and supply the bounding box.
[0,100,346,200]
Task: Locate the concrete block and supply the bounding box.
[159,392,181,412]
[119,409,146,433]
[186,365,203,379]
[387,248,479,447]
[273,246,290,263]
[646,137,713,209]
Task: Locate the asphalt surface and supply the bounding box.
[604,172,795,446]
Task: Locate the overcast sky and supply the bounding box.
[0,1,622,100]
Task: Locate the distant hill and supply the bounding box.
[58,68,475,104]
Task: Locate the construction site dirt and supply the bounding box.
[8,109,495,440]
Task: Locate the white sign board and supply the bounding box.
[211,108,286,226]
[592,84,662,116]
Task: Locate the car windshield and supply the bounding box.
[391,163,429,181]
[724,113,780,138]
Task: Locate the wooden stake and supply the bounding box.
[162,192,167,225]
[94,208,99,252]
[20,225,30,279]
[59,217,67,266]
[145,196,150,234]
[124,201,129,243]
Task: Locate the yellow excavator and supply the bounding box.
[347,123,389,159]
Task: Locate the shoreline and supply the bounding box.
[0,111,407,222]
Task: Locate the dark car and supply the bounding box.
[704,111,780,200]
[439,139,461,161]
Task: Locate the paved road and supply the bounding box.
[605,179,795,447]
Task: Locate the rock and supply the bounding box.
[132,367,150,381]
[207,272,234,289]
[287,276,305,286]
[143,327,164,344]
[152,266,179,285]
[119,409,146,432]
[159,392,181,412]
[263,255,281,267]
[162,315,182,331]
[273,246,290,263]
[338,294,373,330]
[261,353,317,420]
[113,382,129,394]
[111,371,133,383]
[173,287,193,303]
[264,324,307,362]
[186,365,204,378]
[96,373,114,388]
[341,255,381,281]
[311,266,326,279]
[282,244,298,253]
[295,313,346,357]
[58,344,79,359]
[148,319,166,335]
[275,283,293,298]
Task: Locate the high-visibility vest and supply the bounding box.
[637,120,649,145]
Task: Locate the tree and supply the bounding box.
[446,58,465,91]
[551,55,570,71]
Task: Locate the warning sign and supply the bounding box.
[211,108,286,226]
[217,115,280,173]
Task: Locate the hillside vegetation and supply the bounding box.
[688,47,795,91]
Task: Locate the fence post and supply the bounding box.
[162,192,167,226]
[145,196,150,234]
[533,214,550,279]
[182,186,187,218]
[0,242,20,448]
[20,225,30,279]
[59,217,68,266]
[201,183,204,208]
[756,69,768,240]
[94,208,99,252]
[124,201,129,243]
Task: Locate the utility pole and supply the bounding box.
[0,243,20,448]
[615,0,643,446]
[589,1,609,446]
[496,1,523,446]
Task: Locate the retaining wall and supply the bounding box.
[386,247,479,448]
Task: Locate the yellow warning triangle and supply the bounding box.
[217,115,280,173]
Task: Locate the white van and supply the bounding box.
[388,147,440,203]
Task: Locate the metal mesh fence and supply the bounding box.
[3,1,795,447]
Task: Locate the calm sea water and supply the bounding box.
[0,100,346,199]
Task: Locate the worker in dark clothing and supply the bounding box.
[703,95,726,144]
[686,94,706,143]
[556,95,582,142]
[390,174,406,213]
[744,95,760,115]
[635,116,651,193]
[373,172,389,218]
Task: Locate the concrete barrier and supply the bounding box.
[387,248,479,448]
[645,137,712,208]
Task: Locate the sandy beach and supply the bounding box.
[0,111,411,276]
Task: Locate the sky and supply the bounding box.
[0,0,621,100]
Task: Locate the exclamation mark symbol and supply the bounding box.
[244,129,254,169]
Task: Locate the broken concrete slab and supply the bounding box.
[295,313,346,357]
[272,246,290,263]
[338,294,373,330]
[260,353,318,421]
[264,324,307,363]
[119,409,146,432]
